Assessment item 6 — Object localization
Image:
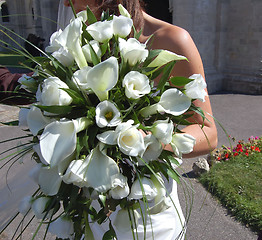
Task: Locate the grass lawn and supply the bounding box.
[199,138,262,233]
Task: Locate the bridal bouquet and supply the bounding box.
[1,4,207,240]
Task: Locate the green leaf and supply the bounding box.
[60,88,86,105]
[133,25,143,40]
[35,105,72,115]
[157,61,176,91]
[99,42,107,57]
[86,5,97,24]
[102,222,117,240]
[169,76,193,86]
[143,49,162,67]
[101,9,110,21]
[89,42,100,65]
[0,120,19,126]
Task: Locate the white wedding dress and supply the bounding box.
[57,2,186,239]
[90,179,186,240]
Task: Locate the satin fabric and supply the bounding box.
[90,180,186,240]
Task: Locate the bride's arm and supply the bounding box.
[152,25,218,157]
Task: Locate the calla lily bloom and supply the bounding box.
[48,215,74,240]
[128,177,158,201]
[27,106,53,136]
[72,66,92,90]
[52,46,74,67]
[148,50,187,68]
[40,117,92,167]
[170,133,196,158]
[46,17,87,69]
[114,208,140,233]
[84,146,120,193]
[64,146,120,193]
[38,166,62,196]
[31,197,51,219]
[63,159,90,188]
[149,174,171,215]
[140,88,191,117]
[82,57,119,101]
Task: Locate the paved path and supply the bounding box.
[0,93,261,239]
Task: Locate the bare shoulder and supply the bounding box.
[142,14,204,78]
[142,14,195,55]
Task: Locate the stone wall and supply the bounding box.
[0,0,58,52]
[171,0,262,94]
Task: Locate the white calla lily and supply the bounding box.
[158,89,191,116]
[31,197,51,219]
[109,173,130,199]
[170,133,196,158]
[138,134,162,165]
[76,10,87,22]
[82,40,102,63]
[185,74,207,102]
[52,46,74,67]
[87,20,113,43]
[95,100,121,128]
[63,159,90,188]
[148,50,187,68]
[38,165,62,196]
[27,106,53,136]
[72,66,92,90]
[45,29,63,53]
[140,88,191,117]
[128,177,158,201]
[149,174,171,214]
[48,215,74,240]
[46,18,87,69]
[122,71,151,99]
[114,208,140,233]
[85,57,119,101]
[40,117,92,167]
[151,118,174,144]
[33,145,49,165]
[112,15,133,38]
[40,77,73,106]
[84,146,120,193]
[119,38,149,66]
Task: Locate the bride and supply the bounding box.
[58,0,217,239]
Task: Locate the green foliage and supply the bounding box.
[199,150,262,233]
